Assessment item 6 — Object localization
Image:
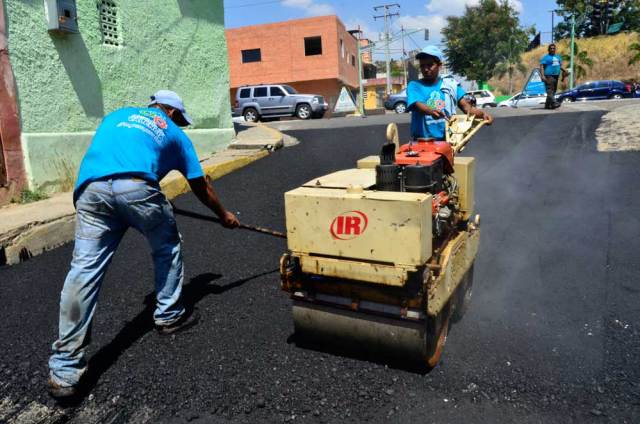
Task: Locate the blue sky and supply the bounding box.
[225,0,559,59]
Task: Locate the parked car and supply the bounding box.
[555,80,634,103]
[497,92,546,108]
[384,90,408,113]
[466,89,496,108]
[234,84,328,122]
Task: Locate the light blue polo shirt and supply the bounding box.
[407,78,466,140]
[74,107,203,202]
[540,54,562,76]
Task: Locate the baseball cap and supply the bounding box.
[415,45,444,63]
[149,90,193,127]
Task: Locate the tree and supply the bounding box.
[629,39,640,65]
[442,0,532,83]
[373,59,404,77]
[562,42,593,82]
[493,54,527,94]
[554,0,640,39]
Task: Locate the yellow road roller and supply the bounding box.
[280,116,484,368]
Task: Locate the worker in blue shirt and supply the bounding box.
[407,45,492,141]
[48,90,239,399]
[539,43,568,109]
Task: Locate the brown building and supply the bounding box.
[359,38,374,64]
[226,15,360,112]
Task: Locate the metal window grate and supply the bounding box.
[98,1,122,47]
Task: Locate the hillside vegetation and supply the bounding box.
[489,32,640,95]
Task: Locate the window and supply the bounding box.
[241,48,262,63]
[471,91,489,98]
[340,39,344,58]
[254,87,268,97]
[594,81,609,88]
[239,88,251,98]
[270,86,285,97]
[351,54,356,66]
[98,1,122,47]
[282,85,298,94]
[304,36,322,56]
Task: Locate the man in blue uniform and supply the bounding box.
[407,45,492,140]
[48,90,239,399]
[539,43,568,109]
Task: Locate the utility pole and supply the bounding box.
[356,28,365,117]
[374,3,400,95]
[401,26,407,89]
[570,13,575,89]
[548,9,555,43]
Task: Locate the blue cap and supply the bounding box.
[416,45,444,63]
[149,90,193,127]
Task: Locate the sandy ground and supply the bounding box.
[596,103,640,151]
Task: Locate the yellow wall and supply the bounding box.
[364,84,403,109]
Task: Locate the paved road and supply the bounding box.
[1,110,639,423]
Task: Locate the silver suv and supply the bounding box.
[234,84,328,122]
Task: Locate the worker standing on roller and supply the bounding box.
[47,90,239,400]
[407,45,493,141]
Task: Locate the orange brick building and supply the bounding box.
[226,15,359,112]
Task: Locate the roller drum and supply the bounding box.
[292,301,428,362]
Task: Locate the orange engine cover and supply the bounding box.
[395,139,454,173]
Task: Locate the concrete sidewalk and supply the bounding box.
[0,123,283,266]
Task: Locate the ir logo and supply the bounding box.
[330,211,368,240]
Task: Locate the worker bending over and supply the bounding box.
[48,90,239,399]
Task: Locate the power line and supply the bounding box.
[373,3,400,94]
[406,33,422,50]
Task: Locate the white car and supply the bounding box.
[466,89,496,108]
[498,92,546,108]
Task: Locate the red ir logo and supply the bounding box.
[330,211,368,240]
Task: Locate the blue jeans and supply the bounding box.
[49,178,185,387]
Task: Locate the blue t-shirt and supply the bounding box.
[540,54,562,76]
[74,107,204,200]
[407,78,466,140]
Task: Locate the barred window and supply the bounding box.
[98,1,122,47]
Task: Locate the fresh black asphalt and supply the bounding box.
[1,111,639,423]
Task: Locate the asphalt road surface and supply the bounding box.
[1,110,639,423]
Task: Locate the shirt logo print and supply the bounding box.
[154,115,168,129]
[427,92,446,111]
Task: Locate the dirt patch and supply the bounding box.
[596,103,640,152]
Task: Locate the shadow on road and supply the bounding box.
[56,269,278,406]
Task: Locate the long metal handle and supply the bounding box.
[453,120,486,154]
[171,205,287,239]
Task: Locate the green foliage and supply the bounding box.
[494,56,527,93]
[373,59,404,77]
[562,42,594,81]
[554,0,640,39]
[629,40,640,65]
[442,0,532,82]
[18,189,49,204]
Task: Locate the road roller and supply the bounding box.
[280,115,484,368]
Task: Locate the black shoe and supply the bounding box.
[156,310,200,335]
[47,377,78,399]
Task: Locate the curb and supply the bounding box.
[1,150,271,267]
[228,122,284,150]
